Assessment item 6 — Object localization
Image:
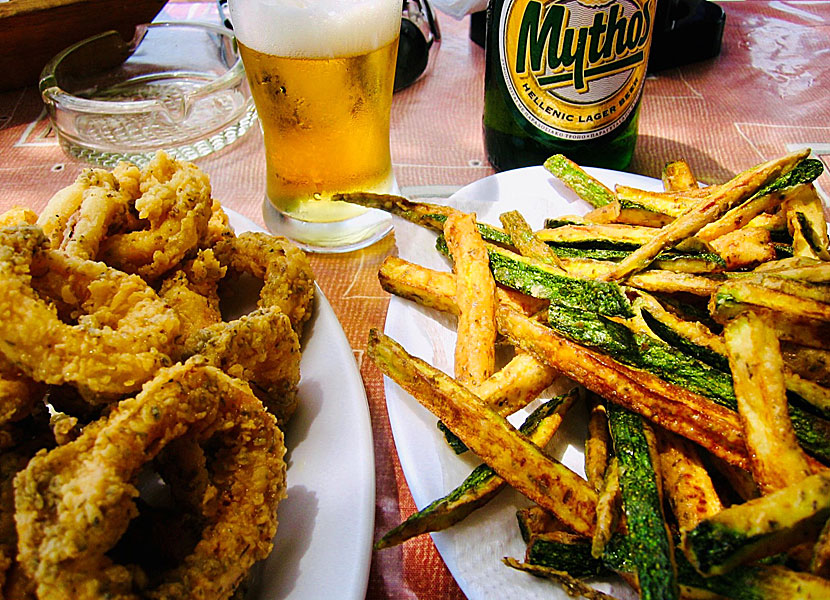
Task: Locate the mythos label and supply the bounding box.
[499,0,655,141]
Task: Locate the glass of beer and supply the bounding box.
[229,0,400,252]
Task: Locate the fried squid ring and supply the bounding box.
[98,152,213,281]
[213,231,315,334]
[0,226,179,399]
[37,163,141,260]
[14,359,286,600]
[184,307,302,426]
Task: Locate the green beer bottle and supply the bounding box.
[483,0,656,172]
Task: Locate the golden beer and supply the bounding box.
[239,38,398,222]
[230,0,401,250]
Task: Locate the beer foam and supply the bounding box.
[229,0,401,58]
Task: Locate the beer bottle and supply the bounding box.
[483,0,656,172]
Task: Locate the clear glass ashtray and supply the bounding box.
[39,21,256,167]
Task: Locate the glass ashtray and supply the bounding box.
[39,21,256,167]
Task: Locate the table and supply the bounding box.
[1,1,829,598]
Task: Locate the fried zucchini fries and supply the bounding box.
[354,149,830,599]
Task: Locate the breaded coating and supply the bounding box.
[214,232,315,334]
[0,356,46,427]
[0,207,37,228]
[159,249,227,349]
[0,226,180,398]
[98,153,213,281]
[14,359,286,600]
[184,307,301,426]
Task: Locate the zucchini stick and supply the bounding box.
[585,398,611,492]
[633,290,729,371]
[757,261,830,283]
[613,202,675,227]
[724,311,813,493]
[485,244,633,317]
[499,210,565,271]
[604,150,810,281]
[656,429,723,531]
[546,253,726,295]
[544,154,617,208]
[475,351,559,417]
[374,389,578,549]
[378,256,458,315]
[591,456,621,559]
[496,304,750,468]
[784,183,830,261]
[504,558,620,599]
[711,280,830,323]
[332,191,456,231]
[683,471,830,576]
[662,160,698,192]
[614,186,689,218]
[607,403,679,600]
[444,212,497,385]
[535,222,660,247]
[332,191,515,246]
[378,256,548,319]
[626,270,722,297]
[503,559,620,600]
[368,330,598,536]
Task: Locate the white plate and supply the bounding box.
[226,210,375,600]
[383,166,665,600]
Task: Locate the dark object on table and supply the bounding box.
[395,0,441,92]
[470,0,724,73]
[0,0,166,91]
[469,9,486,48]
[648,0,726,72]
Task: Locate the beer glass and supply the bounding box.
[228,0,400,252]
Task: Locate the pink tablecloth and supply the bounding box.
[1,2,829,598]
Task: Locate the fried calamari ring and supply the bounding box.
[213,231,315,334]
[98,152,213,281]
[37,163,141,258]
[14,359,286,600]
[0,226,179,399]
[184,307,302,426]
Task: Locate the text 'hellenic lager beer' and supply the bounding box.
[484,0,656,171]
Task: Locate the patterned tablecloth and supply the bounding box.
[1,1,829,598]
